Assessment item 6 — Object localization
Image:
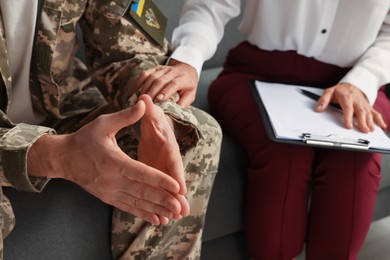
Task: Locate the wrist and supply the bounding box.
[27,134,67,179]
[168,59,198,81]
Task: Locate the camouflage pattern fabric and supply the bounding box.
[111,107,221,260]
[0,194,14,258]
[0,0,222,259]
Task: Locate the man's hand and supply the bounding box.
[316,82,387,133]
[138,95,190,224]
[28,95,186,225]
[136,59,198,107]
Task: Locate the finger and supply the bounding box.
[140,69,168,96]
[365,110,375,132]
[117,191,177,219]
[172,214,183,221]
[116,200,160,225]
[155,80,180,102]
[341,102,354,129]
[139,94,167,121]
[138,93,154,106]
[137,66,169,89]
[122,159,180,194]
[159,133,186,195]
[137,67,158,87]
[147,76,178,101]
[119,180,183,214]
[177,91,195,108]
[176,194,190,217]
[372,109,388,130]
[140,66,178,98]
[354,107,370,133]
[101,100,146,134]
[166,154,187,195]
[316,89,334,112]
[145,71,181,102]
[158,215,170,225]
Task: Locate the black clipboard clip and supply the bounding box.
[301,133,370,150]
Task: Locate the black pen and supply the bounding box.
[299,88,342,111]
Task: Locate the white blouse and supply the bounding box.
[170,0,390,104]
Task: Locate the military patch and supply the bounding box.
[131,0,145,17]
[127,0,167,46]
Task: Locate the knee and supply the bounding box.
[182,108,222,181]
[190,107,223,153]
[249,143,313,172]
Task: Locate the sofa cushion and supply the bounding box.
[380,154,390,189]
[195,67,248,242]
[3,180,112,260]
[202,134,248,242]
[193,67,222,112]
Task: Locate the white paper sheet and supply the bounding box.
[254,80,390,151]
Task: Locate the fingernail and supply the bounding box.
[173,214,182,220]
[156,94,164,101]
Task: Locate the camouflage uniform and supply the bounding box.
[0,0,222,259]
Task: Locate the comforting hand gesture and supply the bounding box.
[316,83,387,133]
[28,95,187,225]
[137,59,198,107]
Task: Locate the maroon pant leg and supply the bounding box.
[305,149,381,259]
[209,71,313,259]
[208,42,386,259]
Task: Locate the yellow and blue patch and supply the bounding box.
[131,0,145,17]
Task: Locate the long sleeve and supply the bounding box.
[0,111,54,192]
[169,0,241,76]
[340,10,390,104]
[168,0,390,104]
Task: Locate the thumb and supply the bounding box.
[104,99,146,134]
[139,94,161,118]
[177,93,193,108]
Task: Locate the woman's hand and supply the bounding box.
[316,83,387,133]
[137,59,198,107]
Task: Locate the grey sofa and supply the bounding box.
[3,1,390,259]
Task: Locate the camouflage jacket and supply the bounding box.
[0,0,202,197]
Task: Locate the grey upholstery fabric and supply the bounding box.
[4,181,112,260]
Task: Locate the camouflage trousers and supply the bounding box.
[111,107,222,260]
[0,104,222,260]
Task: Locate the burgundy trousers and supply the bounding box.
[208,42,390,259]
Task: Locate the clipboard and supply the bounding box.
[249,80,390,153]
